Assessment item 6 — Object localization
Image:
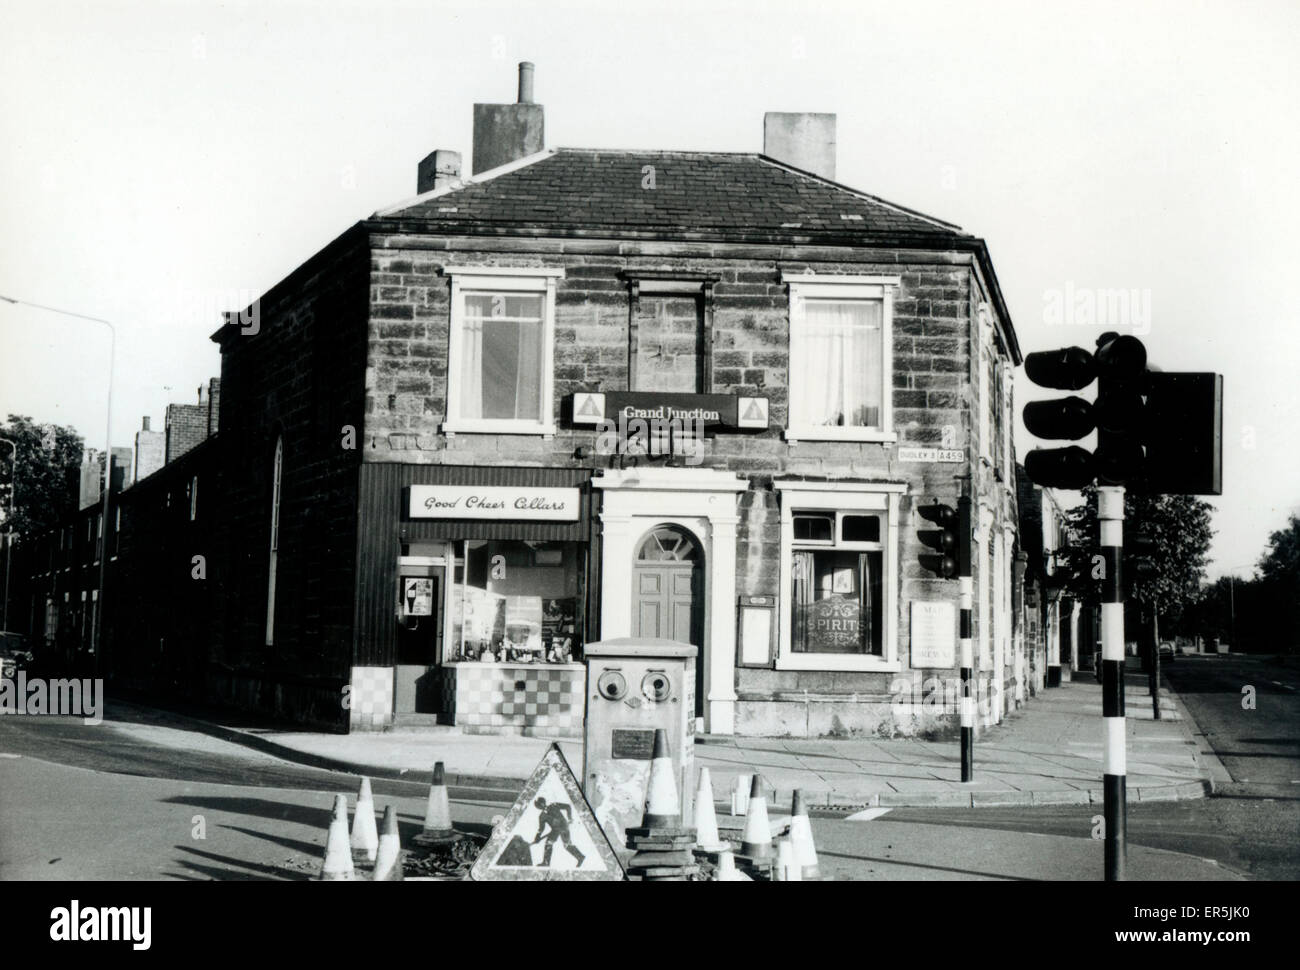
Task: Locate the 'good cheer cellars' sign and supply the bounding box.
[407,485,581,522]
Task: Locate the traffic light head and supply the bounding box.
[1092,333,1152,485]
[1022,334,1157,489]
[917,502,959,578]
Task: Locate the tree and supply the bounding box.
[0,415,86,541]
[1257,513,1300,588]
[1255,513,1300,654]
[1053,486,1215,631]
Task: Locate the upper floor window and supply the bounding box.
[782,274,898,443]
[443,266,564,436]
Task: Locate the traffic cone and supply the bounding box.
[694,767,725,851]
[739,775,772,859]
[789,790,821,880]
[371,805,404,882]
[642,729,680,828]
[318,794,356,881]
[350,777,379,863]
[414,761,458,845]
[775,839,801,881]
[715,848,751,881]
[731,775,751,816]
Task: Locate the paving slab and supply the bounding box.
[103,673,1214,811]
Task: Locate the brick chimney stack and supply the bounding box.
[472,62,544,175]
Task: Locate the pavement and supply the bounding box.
[106,669,1222,811]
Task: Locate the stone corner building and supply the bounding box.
[207,68,1029,738]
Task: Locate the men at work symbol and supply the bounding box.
[531,797,585,866]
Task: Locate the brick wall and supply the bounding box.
[209,229,370,729]
[165,405,206,462]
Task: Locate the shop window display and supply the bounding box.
[449,539,582,664]
[790,511,884,655]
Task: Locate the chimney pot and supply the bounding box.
[518,61,535,104]
[142,416,151,431]
[763,112,837,181]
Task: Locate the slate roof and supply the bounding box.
[376,148,968,240]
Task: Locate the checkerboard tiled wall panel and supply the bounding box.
[447,665,586,738]
[349,666,394,731]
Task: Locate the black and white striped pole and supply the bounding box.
[1099,485,1127,881]
[958,495,974,782]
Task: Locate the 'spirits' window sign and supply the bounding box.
[406,485,580,521]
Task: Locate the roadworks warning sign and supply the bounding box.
[470,743,625,881]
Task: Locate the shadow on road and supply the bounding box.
[817,849,1033,881]
[161,794,331,828]
[171,845,303,881]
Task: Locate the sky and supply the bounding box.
[1,0,1297,580]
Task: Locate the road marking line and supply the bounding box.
[0,753,20,759]
[845,807,893,822]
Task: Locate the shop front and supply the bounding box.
[349,465,594,735]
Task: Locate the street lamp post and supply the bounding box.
[0,295,116,671]
[0,437,15,632]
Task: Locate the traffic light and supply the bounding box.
[1022,333,1149,489]
[1023,334,1223,495]
[1125,529,1159,584]
[1093,333,1150,486]
[917,502,959,578]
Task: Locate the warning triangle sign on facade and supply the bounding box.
[469,743,625,881]
[576,394,603,418]
[741,398,766,422]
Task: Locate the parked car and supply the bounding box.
[1158,641,1176,663]
[0,632,32,678]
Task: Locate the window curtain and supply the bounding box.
[459,301,485,418]
[795,300,882,428]
[461,294,542,420]
[792,550,814,651]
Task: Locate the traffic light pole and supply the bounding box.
[1099,486,1128,881]
[958,495,974,782]
[1149,610,1161,720]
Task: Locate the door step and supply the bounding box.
[389,713,461,733]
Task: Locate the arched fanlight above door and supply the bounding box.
[636,525,701,563]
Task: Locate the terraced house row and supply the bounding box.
[14,65,1068,738]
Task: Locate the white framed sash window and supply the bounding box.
[781,273,899,443]
[442,266,564,436]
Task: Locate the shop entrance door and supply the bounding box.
[395,556,448,715]
[631,526,705,717]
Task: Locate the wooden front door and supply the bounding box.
[631,526,704,715]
